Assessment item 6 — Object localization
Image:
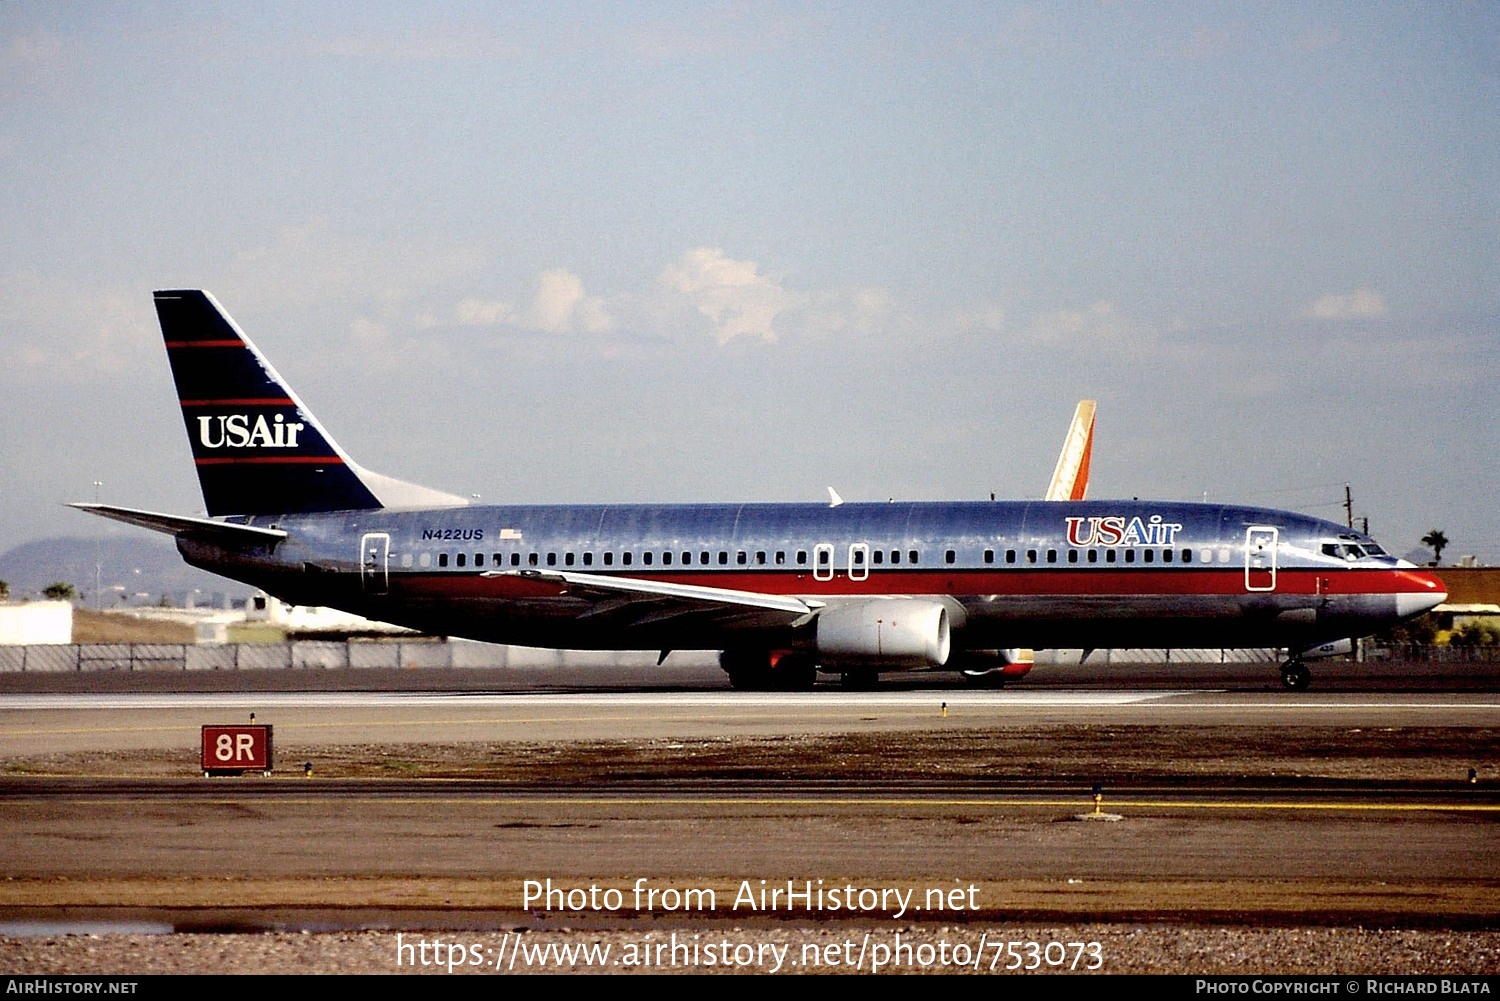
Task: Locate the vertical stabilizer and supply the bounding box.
[1045,400,1096,502]
[155,290,466,517]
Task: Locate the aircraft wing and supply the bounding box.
[70,503,288,544]
[481,569,821,629]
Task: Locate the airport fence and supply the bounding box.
[0,641,1493,674]
[0,641,706,673]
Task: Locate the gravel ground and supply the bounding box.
[4,926,1499,975]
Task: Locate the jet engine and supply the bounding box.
[813,599,951,669]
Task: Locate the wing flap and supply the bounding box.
[481,569,820,628]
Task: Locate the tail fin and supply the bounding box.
[1044,399,1095,502]
[155,290,467,517]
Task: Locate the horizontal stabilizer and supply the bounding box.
[70,503,287,544]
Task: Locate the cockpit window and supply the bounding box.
[1321,540,1386,561]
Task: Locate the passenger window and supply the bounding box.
[719,551,729,565]
[945,550,956,564]
[1143,549,1154,563]
[683,551,691,565]
[456,553,466,568]
[510,553,520,567]
[1087,549,1098,564]
[909,550,919,564]
[492,553,501,565]
[604,552,613,566]
[756,551,766,565]
[872,550,883,565]
[984,549,994,564]
[738,551,748,565]
[662,552,672,566]
[643,552,653,565]
[401,554,413,568]
[1006,550,1016,564]
[775,551,786,565]
[701,551,710,565]
[1124,550,1135,564]
[583,553,593,567]
[1046,550,1057,564]
[623,552,633,566]
[890,550,900,565]
[475,553,484,566]
[1067,549,1078,564]
[547,552,557,566]
[528,552,538,566]
[1027,550,1037,564]
[1106,549,1116,564]
[420,552,432,568]
[1162,549,1173,563]
[565,552,575,566]
[439,553,449,568]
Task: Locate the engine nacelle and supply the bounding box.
[814,599,951,669]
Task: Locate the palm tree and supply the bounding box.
[1420,530,1449,566]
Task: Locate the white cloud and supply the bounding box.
[659,247,789,345]
[528,268,613,334]
[230,216,488,310]
[1306,288,1388,320]
[454,298,515,326]
[1025,300,1138,347]
[454,270,612,335]
[0,273,155,379]
[955,302,1007,333]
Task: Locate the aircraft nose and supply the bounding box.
[1395,569,1447,618]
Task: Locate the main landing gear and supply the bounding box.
[720,650,817,691]
[1279,659,1311,692]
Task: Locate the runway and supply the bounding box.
[3,689,1498,755]
[1,685,1497,947]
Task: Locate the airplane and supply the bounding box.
[1045,400,1095,502]
[74,290,1447,691]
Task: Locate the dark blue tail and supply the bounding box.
[155,290,386,517]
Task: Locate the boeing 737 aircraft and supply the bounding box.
[75,291,1447,690]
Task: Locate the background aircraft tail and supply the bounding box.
[1045,399,1096,502]
[154,290,467,517]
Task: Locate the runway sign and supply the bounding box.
[201,724,273,776]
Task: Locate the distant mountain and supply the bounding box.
[0,535,255,607]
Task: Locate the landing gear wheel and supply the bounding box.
[1280,661,1311,691]
[721,650,816,691]
[772,654,817,691]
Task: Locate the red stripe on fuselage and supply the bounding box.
[380,567,1440,600]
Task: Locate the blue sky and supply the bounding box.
[2,2,1496,563]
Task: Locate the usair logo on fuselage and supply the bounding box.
[1065,515,1184,547]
